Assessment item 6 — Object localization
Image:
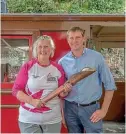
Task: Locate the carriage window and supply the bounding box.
[1,38,29,82]
[100,48,124,81]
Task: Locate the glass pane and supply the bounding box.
[1,38,29,82]
[100,48,124,81]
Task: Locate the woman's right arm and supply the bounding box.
[12,62,43,108]
[16,90,43,108]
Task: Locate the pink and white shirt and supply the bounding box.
[12,59,65,125]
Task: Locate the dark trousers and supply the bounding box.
[64,100,103,133]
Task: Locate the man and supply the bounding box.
[58,27,116,133]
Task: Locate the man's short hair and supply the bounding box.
[67,27,85,37]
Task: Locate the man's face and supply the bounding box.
[67,31,85,51]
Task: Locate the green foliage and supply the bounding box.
[7,0,56,13]
[55,0,88,13]
[67,0,88,13]
[7,0,125,13]
[88,0,125,14]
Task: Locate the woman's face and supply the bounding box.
[37,40,52,59]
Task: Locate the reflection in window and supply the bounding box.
[100,48,124,81]
[1,38,29,82]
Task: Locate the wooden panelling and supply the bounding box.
[1,14,125,21]
[1,105,19,108]
[1,21,90,31]
[32,31,41,43]
[100,82,125,121]
[1,30,33,35]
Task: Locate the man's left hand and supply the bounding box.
[90,109,107,123]
[63,82,72,93]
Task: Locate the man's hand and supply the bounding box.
[90,109,107,123]
[59,82,72,98]
[63,82,72,93]
[90,90,114,123]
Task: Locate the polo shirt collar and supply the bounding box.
[69,48,87,58]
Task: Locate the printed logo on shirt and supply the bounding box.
[47,73,57,83]
[32,75,40,78]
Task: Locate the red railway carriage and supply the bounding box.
[1,14,125,133]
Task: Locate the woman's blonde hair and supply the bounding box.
[32,35,55,58]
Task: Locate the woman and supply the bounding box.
[12,35,71,133]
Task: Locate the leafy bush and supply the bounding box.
[7,0,125,13]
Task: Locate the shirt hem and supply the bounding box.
[18,118,62,125]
